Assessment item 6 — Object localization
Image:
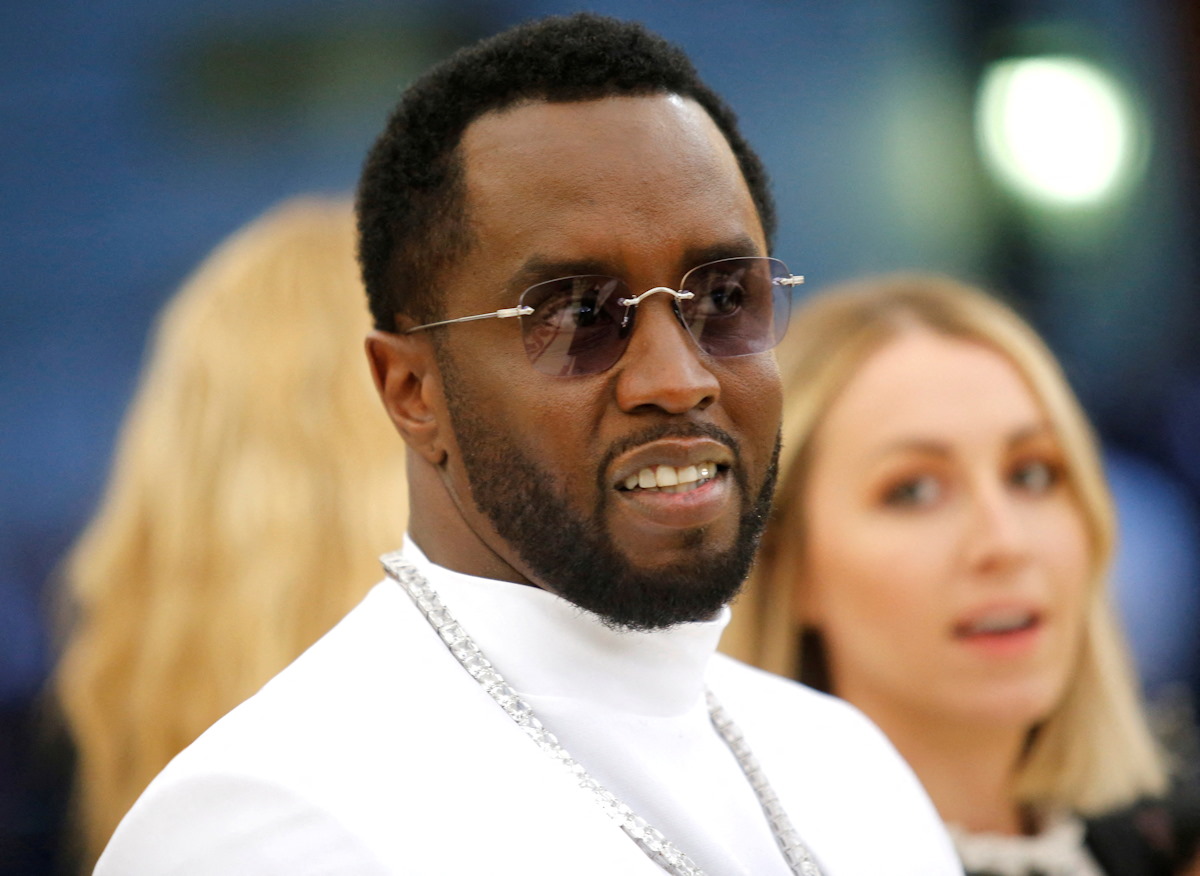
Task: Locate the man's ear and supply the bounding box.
[365,330,447,466]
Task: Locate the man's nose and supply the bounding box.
[612,294,720,414]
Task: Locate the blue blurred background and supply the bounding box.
[2,0,1197,871]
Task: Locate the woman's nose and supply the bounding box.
[964,484,1032,574]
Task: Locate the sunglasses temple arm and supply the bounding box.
[406,305,534,334]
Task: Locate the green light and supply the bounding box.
[977,55,1139,207]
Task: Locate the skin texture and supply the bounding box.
[798,328,1091,832]
[367,95,782,629]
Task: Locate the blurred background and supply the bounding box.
[2,0,1197,872]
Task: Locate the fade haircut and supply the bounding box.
[356,12,776,329]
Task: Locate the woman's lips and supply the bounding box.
[953,608,1044,656]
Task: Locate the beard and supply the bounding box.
[437,349,779,631]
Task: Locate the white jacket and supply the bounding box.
[96,545,962,875]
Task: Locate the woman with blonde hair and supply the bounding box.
[54,196,408,869]
[723,273,1195,874]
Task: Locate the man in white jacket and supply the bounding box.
[97,14,963,875]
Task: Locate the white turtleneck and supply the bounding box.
[402,539,793,876]
[96,538,963,875]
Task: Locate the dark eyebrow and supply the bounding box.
[508,235,765,297]
[510,256,612,292]
[681,235,763,269]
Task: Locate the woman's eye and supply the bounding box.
[883,475,941,507]
[1010,459,1059,493]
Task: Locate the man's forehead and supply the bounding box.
[441,92,764,310]
[459,94,730,183]
[456,95,753,232]
[464,92,702,134]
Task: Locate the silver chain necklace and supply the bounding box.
[382,553,822,876]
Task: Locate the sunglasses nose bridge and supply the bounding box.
[616,285,696,336]
[615,285,693,308]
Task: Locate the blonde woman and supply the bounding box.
[723,274,1195,874]
[54,196,408,868]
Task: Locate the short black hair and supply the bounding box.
[356,12,776,328]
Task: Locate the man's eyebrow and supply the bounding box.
[510,256,611,291]
[507,236,766,295]
[681,236,764,268]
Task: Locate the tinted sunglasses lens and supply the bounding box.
[679,257,792,358]
[518,276,630,376]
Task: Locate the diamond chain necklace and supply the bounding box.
[382,553,822,876]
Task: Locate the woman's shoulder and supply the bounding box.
[1085,793,1200,876]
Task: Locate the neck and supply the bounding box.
[405,456,532,586]
[864,707,1030,835]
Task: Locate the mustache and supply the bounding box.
[596,422,743,490]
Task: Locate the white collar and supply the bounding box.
[401,537,729,716]
[947,812,1105,876]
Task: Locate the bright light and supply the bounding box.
[977,55,1139,206]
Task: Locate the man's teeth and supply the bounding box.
[623,462,717,493]
[963,611,1034,635]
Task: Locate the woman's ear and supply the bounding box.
[365,330,447,465]
[790,557,822,628]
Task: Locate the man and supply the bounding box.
[96,15,962,874]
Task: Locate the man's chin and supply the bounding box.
[552,550,747,632]
[604,513,738,563]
